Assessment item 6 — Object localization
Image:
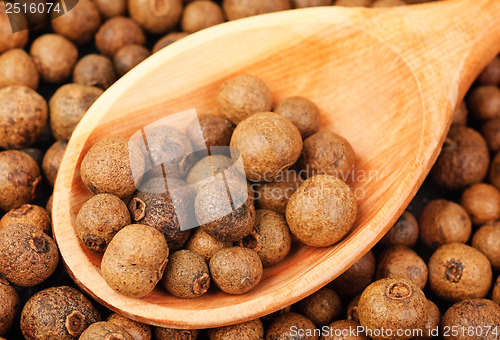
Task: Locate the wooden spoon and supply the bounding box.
[53,0,500,329]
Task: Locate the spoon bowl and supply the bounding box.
[53,0,500,329]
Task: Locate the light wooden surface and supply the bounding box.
[53,0,500,329]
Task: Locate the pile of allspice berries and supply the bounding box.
[0,0,498,339]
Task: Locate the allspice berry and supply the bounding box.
[428,243,492,302]
[79,322,133,340]
[471,222,500,271]
[490,151,500,189]
[418,300,441,340]
[50,0,101,45]
[42,140,67,186]
[102,224,169,298]
[186,155,241,193]
[0,204,51,235]
[186,114,234,152]
[95,17,146,57]
[107,313,152,340]
[186,229,232,262]
[320,320,369,340]
[467,85,500,120]
[238,209,292,267]
[375,246,428,290]
[162,250,210,299]
[0,3,28,53]
[0,150,42,211]
[329,250,376,298]
[478,56,500,85]
[49,83,103,140]
[266,312,318,340]
[76,194,131,252]
[0,224,59,286]
[20,286,101,340]
[152,32,188,53]
[0,277,20,336]
[334,0,372,6]
[300,130,356,180]
[481,118,500,152]
[217,75,273,125]
[274,96,321,139]
[492,275,499,305]
[451,101,468,125]
[230,112,302,181]
[94,0,127,18]
[286,175,357,247]
[346,295,361,323]
[73,54,117,90]
[0,49,39,89]
[80,136,145,199]
[113,44,151,76]
[223,0,291,21]
[440,299,500,340]
[182,1,224,33]
[380,211,419,248]
[418,199,472,249]
[209,246,263,294]
[371,0,407,7]
[255,170,304,215]
[129,0,183,34]
[297,287,342,326]
[460,183,500,225]
[0,86,48,149]
[208,319,264,340]
[155,327,198,340]
[431,125,489,190]
[358,278,428,340]
[30,34,78,83]
[292,0,333,8]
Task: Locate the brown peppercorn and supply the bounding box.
[238,209,292,267]
[209,246,263,294]
[461,183,500,225]
[95,17,146,58]
[101,224,169,298]
[0,3,28,53]
[292,0,333,8]
[129,177,195,251]
[254,170,303,215]
[94,0,127,18]
[79,322,133,340]
[0,86,48,149]
[186,155,243,194]
[182,1,224,33]
[0,204,51,235]
[320,320,369,340]
[482,118,500,152]
[0,49,39,90]
[492,275,499,305]
[186,229,232,262]
[478,56,500,85]
[428,243,492,302]
[329,250,376,298]
[471,222,500,271]
[155,327,198,340]
[0,276,20,336]
[231,112,302,181]
[42,140,67,187]
[30,34,78,84]
[152,32,188,53]
[209,319,264,340]
[358,278,428,340]
[186,114,235,152]
[346,295,361,323]
[380,211,419,248]
[440,299,500,340]
[418,199,472,249]
[107,313,152,340]
[114,44,151,76]
[431,125,489,190]
[129,0,183,34]
[73,54,117,90]
[76,194,131,252]
[266,312,318,340]
[0,150,42,211]
[162,250,210,299]
[467,85,500,120]
[297,287,342,326]
[375,246,428,290]
[451,101,468,125]
[416,299,441,340]
[274,96,321,139]
[223,0,291,21]
[49,83,103,141]
[286,174,357,247]
[217,75,273,125]
[371,0,407,7]
[81,136,145,199]
[50,0,101,45]
[21,148,43,165]
[195,178,255,242]
[299,130,356,180]
[20,286,101,340]
[334,0,371,6]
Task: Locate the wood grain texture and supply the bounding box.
[53,0,500,329]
